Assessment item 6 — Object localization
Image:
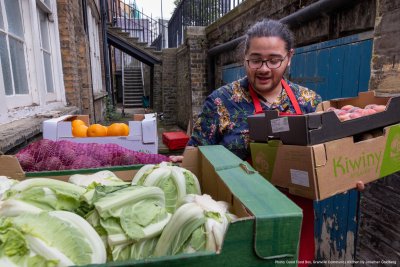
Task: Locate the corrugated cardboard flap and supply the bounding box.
[312,143,327,167]
[0,155,26,180]
[199,146,302,261]
[141,118,156,143]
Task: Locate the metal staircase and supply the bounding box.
[107,26,162,65]
[107,26,161,111]
[123,67,143,108]
[105,0,166,111]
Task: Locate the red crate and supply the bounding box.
[162,131,189,150]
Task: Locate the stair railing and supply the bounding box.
[168,0,245,48]
[121,52,125,115]
[110,0,167,50]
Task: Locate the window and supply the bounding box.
[0,0,29,97]
[0,0,65,124]
[38,9,54,94]
[37,0,52,14]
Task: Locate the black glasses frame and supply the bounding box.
[246,54,289,69]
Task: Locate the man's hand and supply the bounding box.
[169,155,184,163]
[356,181,365,191]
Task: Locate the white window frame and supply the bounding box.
[87,6,103,95]
[0,0,32,109]
[37,6,56,101]
[0,0,65,125]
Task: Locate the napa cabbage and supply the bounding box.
[3,178,85,211]
[68,170,128,188]
[154,194,237,256]
[89,185,171,261]
[0,211,106,266]
[132,163,201,212]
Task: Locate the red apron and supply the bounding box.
[248,79,302,115]
[248,79,315,266]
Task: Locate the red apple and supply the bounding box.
[338,113,351,121]
[373,105,386,112]
[349,113,363,119]
[341,105,354,111]
[364,104,378,109]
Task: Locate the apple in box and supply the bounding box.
[327,103,386,121]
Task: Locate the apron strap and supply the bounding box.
[281,79,302,115]
[248,83,264,114]
[249,79,303,115]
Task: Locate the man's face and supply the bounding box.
[245,36,292,94]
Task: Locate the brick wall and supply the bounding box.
[185,27,208,129]
[159,49,178,125]
[206,0,376,89]
[158,27,208,129]
[176,46,190,128]
[356,173,400,262]
[153,64,163,113]
[369,0,400,95]
[57,0,97,123]
[355,0,400,262]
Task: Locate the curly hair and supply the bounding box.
[243,19,294,54]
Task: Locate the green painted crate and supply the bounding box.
[5,145,302,266]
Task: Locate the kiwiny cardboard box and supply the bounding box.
[248,91,400,145]
[250,124,400,200]
[0,145,302,267]
[42,114,158,154]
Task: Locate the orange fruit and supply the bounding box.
[121,123,130,136]
[72,119,86,127]
[107,123,129,136]
[71,119,86,128]
[87,124,107,137]
[72,124,88,137]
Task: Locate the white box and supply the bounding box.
[42,114,158,154]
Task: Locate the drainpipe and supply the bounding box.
[207,0,363,92]
[100,0,112,103]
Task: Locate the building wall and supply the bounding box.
[160,49,178,125]
[186,27,208,129]
[357,173,400,262]
[206,0,376,90]
[369,0,400,95]
[159,27,208,129]
[356,0,400,262]
[57,0,106,123]
[176,45,190,129]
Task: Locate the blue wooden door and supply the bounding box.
[289,32,373,262]
[222,63,246,84]
[290,32,373,100]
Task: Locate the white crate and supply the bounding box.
[42,114,158,154]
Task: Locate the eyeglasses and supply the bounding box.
[246,54,288,69]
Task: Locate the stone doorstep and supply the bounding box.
[0,106,79,154]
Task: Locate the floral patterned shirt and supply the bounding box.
[188,77,322,159]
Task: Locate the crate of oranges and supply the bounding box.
[42,114,158,154]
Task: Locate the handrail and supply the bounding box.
[168,0,245,48]
[109,0,167,50]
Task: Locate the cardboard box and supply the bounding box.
[248,91,400,145]
[250,123,400,200]
[0,145,302,266]
[42,114,158,154]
